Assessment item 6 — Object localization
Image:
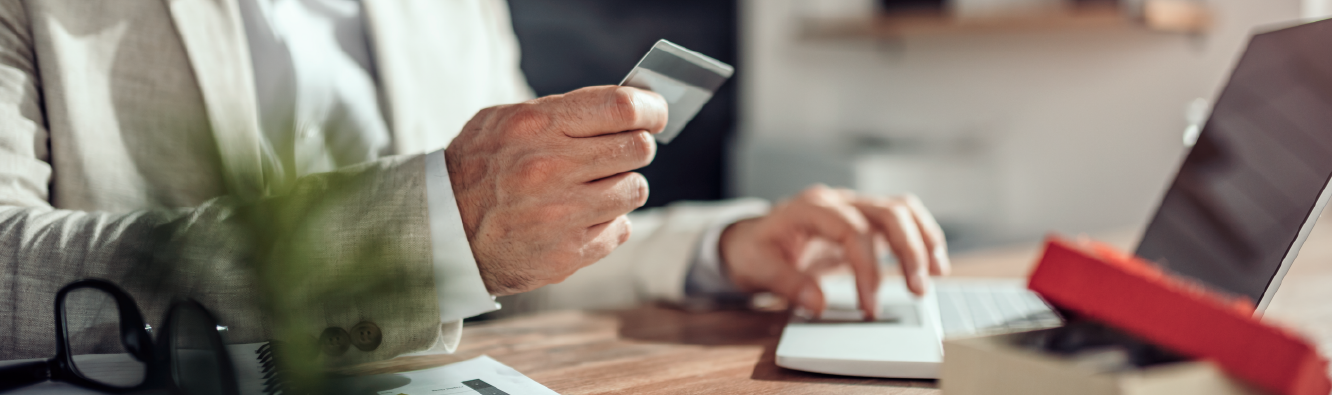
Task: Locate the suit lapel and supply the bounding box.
[361,0,516,156]
[163,0,269,200]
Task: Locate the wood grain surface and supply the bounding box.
[348,215,1332,394]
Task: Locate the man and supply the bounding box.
[0,0,948,363]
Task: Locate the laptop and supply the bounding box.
[776,19,1332,379]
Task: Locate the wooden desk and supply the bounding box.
[350,216,1332,394]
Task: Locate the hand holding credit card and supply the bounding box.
[620,39,734,144]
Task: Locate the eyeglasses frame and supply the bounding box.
[0,278,238,394]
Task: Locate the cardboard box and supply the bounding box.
[1027,237,1329,395]
[940,329,1268,395]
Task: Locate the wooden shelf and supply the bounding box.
[800,1,1209,40]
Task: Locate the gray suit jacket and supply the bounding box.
[0,0,764,364]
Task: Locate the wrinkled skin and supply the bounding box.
[446,86,667,295]
[446,85,952,318]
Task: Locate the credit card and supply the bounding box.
[620,39,734,144]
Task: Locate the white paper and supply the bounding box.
[349,356,558,395]
[3,343,555,395]
[231,344,558,395]
[229,342,269,395]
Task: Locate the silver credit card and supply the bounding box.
[620,39,734,144]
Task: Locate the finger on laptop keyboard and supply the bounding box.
[852,195,930,296]
[898,194,950,276]
[782,186,881,319]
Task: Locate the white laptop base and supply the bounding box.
[775,276,1060,379]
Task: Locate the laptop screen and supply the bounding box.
[1134,20,1332,303]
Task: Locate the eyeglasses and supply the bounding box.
[0,279,239,394]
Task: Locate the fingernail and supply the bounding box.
[934,248,951,275]
[799,286,821,313]
[907,274,925,296]
[619,217,633,244]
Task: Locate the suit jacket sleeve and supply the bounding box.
[0,2,443,364]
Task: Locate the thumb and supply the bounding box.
[759,256,825,316]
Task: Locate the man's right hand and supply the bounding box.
[445,86,668,295]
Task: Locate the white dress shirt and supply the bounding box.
[238,0,497,323]
[237,0,740,324]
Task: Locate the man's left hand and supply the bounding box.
[718,185,950,320]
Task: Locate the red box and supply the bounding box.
[1027,236,1330,395]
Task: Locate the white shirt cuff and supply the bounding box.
[684,220,742,295]
[683,206,768,297]
[425,149,500,322]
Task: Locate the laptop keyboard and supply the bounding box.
[936,283,1062,338]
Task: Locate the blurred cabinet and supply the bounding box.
[854,150,999,240]
[799,0,1211,39]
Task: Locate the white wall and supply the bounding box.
[1307,0,1332,19]
[734,0,1303,248]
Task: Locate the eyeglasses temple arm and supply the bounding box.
[0,359,51,391]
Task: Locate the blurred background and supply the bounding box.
[509,0,1324,252]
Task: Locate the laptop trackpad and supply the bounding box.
[794,303,921,326]
[794,275,926,325]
